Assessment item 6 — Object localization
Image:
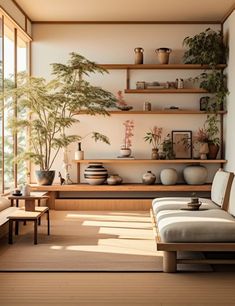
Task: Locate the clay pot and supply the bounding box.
[160,168,178,185]
[107,174,123,185]
[142,171,156,185]
[151,148,159,160]
[155,48,172,64]
[208,143,220,159]
[35,170,55,185]
[183,165,208,185]
[134,47,144,64]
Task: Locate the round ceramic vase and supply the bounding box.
[160,168,178,185]
[84,163,108,185]
[142,171,156,185]
[183,165,208,185]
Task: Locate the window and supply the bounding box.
[0,15,30,193]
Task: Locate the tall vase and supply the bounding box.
[75,142,84,160]
[134,47,144,64]
[208,143,220,159]
[155,48,172,64]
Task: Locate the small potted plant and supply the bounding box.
[160,134,175,160]
[144,126,163,159]
[120,120,134,157]
[195,128,209,160]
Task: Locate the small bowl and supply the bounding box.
[187,202,202,210]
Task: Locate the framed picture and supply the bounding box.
[172,130,192,159]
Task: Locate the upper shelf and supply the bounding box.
[99,64,227,70]
[77,110,227,115]
[74,159,227,164]
[124,88,207,94]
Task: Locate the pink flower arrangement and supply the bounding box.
[122,120,134,149]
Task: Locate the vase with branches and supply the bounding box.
[120,120,134,157]
[144,126,163,159]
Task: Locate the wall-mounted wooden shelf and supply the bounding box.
[76,110,227,115]
[31,183,212,192]
[100,64,226,70]
[124,89,207,94]
[74,159,227,164]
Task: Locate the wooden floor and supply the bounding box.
[1,272,235,305]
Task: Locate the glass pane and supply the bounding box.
[0,17,3,192]
[4,22,14,191]
[17,36,28,185]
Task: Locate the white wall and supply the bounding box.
[32,23,220,184]
[224,11,235,172]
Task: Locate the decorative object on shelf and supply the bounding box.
[176,78,184,89]
[183,28,226,66]
[155,48,172,64]
[119,120,134,158]
[107,174,123,185]
[58,172,65,185]
[136,81,145,89]
[21,183,30,196]
[84,163,108,185]
[199,96,210,111]
[62,147,73,185]
[172,130,192,159]
[142,171,156,185]
[134,47,144,64]
[161,134,175,159]
[208,143,220,160]
[116,90,133,111]
[144,126,162,160]
[145,81,170,89]
[75,142,84,160]
[4,53,117,186]
[160,168,178,185]
[199,142,209,160]
[12,189,22,196]
[183,165,208,185]
[143,102,151,111]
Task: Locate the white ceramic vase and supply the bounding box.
[183,165,208,185]
[160,168,178,185]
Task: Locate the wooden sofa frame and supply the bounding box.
[150,209,235,272]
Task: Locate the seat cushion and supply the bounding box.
[0,207,18,226]
[152,197,219,215]
[0,197,11,212]
[157,209,235,243]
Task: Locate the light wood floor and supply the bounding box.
[1,272,235,305]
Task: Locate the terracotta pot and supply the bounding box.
[151,148,159,160]
[155,48,172,64]
[208,143,220,159]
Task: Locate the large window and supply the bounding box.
[0,15,30,193]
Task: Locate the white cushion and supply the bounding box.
[0,197,11,212]
[152,197,219,215]
[157,209,235,243]
[211,169,234,208]
[228,179,235,217]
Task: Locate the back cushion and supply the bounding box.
[228,180,235,216]
[211,169,234,209]
[0,197,11,212]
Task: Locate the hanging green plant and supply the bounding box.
[183,28,227,66]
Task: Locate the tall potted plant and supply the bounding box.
[5,53,117,185]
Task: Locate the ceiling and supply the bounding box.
[15,0,235,22]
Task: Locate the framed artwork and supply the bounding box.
[172,130,192,159]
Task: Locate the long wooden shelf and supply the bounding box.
[100,64,226,70]
[77,110,227,115]
[30,183,212,192]
[73,159,227,164]
[124,88,207,94]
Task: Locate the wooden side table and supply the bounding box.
[8,193,49,210]
[7,207,50,245]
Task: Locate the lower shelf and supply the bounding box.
[31,183,212,192]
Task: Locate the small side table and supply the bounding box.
[8,193,49,210]
[7,207,50,245]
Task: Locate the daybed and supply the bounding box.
[151,169,235,272]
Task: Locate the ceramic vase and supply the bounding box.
[199,142,209,160]
[84,163,108,185]
[183,165,208,185]
[35,170,55,185]
[107,174,123,185]
[208,143,220,159]
[151,148,159,160]
[155,48,172,64]
[134,47,144,64]
[142,171,156,185]
[75,142,84,160]
[160,168,178,185]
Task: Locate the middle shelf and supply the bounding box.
[73,159,227,164]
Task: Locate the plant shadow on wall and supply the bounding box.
[183,28,229,159]
[4,53,117,185]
